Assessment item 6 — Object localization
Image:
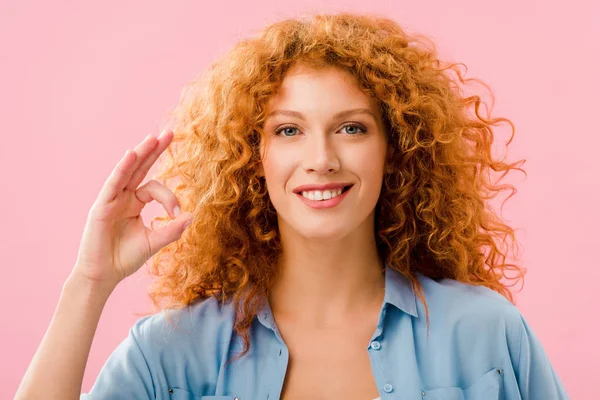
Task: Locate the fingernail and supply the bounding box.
[183,219,193,229]
[174,206,181,217]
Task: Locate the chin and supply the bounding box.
[291,220,353,241]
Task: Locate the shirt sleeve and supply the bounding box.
[80,316,155,400]
[512,314,569,399]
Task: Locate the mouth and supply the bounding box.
[294,184,354,208]
[294,184,353,197]
[292,182,354,193]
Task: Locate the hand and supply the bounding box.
[72,130,193,288]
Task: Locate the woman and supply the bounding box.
[16,12,568,400]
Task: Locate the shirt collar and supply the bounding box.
[382,262,418,318]
[256,262,419,330]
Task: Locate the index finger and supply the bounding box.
[96,134,159,204]
[126,130,174,191]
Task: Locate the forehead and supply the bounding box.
[265,64,380,116]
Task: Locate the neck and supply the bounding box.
[269,216,386,328]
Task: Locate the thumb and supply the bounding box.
[148,213,194,252]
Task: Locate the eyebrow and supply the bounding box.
[266,108,377,121]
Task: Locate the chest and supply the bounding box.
[276,318,381,400]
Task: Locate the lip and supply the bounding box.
[294,185,353,209]
[292,182,354,194]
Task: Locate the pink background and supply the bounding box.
[2,1,597,398]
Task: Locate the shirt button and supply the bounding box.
[370,340,381,350]
[383,383,394,393]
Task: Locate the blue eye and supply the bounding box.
[274,123,367,137]
[341,124,365,135]
[278,126,299,137]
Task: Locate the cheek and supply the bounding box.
[347,143,387,176]
[261,147,295,192]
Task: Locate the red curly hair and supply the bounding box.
[144,12,526,361]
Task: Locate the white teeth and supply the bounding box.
[301,188,343,201]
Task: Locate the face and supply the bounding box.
[259,64,389,242]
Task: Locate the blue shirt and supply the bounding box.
[81,265,568,399]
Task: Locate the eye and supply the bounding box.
[274,123,367,137]
[340,123,366,135]
[275,126,299,137]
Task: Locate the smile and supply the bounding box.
[295,185,353,209]
[301,188,343,200]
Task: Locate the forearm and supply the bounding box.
[15,272,116,400]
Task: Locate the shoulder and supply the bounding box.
[83,297,240,397]
[130,295,237,353]
[416,274,525,340]
[409,276,568,398]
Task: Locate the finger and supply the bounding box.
[97,135,158,204]
[120,134,160,191]
[147,212,194,256]
[96,149,138,204]
[127,130,174,191]
[134,179,181,219]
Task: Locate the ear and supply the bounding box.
[257,163,265,177]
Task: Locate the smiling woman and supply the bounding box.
[16,11,568,400]
[259,65,389,240]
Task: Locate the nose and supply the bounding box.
[301,133,340,174]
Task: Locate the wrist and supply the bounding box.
[64,270,118,302]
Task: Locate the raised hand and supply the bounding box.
[72,130,193,289]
